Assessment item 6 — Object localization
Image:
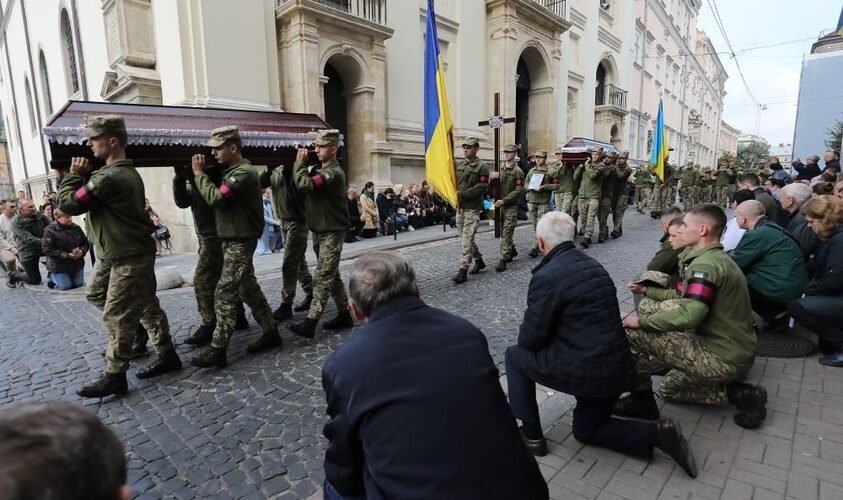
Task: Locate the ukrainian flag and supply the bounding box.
[837,3,843,36]
[423,0,458,208]
[650,99,669,181]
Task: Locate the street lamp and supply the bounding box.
[754,104,767,137]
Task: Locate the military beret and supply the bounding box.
[503,144,517,152]
[462,137,480,147]
[589,146,604,154]
[83,115,126,138]
[633,270,673,288]
[619,151,629,158]
[534,149,548,158]
[606,151,618,158]
[315,129,341,146]
[206,126,241,147]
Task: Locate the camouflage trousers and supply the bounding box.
[528,202,550,250]
[611,195,628,233]
[570,195,580,221]
[635,187,652,211]
[211,239,275,349]
[650,186,663,213]
[679,187,695,209]
[309,230,348,321]
[626,297,747,405]
[86,254,174,374]
[577,197,600,240]
[554,191,576,216]
[716,186,731,209]
[597,197,612,239]
[456,209,482,270]
[500,205,518,260]
[194,237,246,327]
[281,220,313,305]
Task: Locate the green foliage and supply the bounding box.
[825,119,842,156]
[737,142,770,170]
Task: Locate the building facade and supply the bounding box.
[718,120,739,158]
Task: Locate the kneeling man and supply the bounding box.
[504,211,697,477]
[321,252,547,499]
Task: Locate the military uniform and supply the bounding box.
[634,165,654,213]
[679,164,699,209]
[526,150,558,255]
[577,147,604,246]
[597,152,618,242]
[58,115,180,397]
[714,165,733,208]
[192,126,278,365]
[553,148,577,216]
[611,151,632,237]
[260,163,314,317]
[497,144,525,267]
[453,137,490,281]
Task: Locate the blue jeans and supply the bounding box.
[323,481,364,500]
[52,269,85,290]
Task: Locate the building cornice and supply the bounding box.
[598,25,623,53]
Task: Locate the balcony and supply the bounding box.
[529,0,566,18]
[276,0,386,24]
[595,83,628,111]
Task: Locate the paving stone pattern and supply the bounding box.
[1,210,841,499]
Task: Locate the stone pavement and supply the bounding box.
[1,209,841,499]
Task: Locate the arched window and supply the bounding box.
[38,51,53,116]
[24,76,37,134]
[60,9,80,94]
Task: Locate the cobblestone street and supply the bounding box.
[2,211,842,499]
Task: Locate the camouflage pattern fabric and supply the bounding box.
[612,195,628,233]
[680,187,695,209]
[281,220,313,304]
[651,185,664,213]
[597,197,612,239]
[456,209,482,270]
[500,205,518,260]
[308,230,348,321]
[554,192,575,216]
[636,187,652,211]
[86,255,173,374]
[577,198,599,239]
[194,237,223,326]
[528,202,550,250]
[210,239,276,349]
[717,186,731,209]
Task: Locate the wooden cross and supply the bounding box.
[478,92,516,238]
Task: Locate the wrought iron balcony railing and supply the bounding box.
[276,0,386,24]
[529,0,566,18]
[595,83,628,110]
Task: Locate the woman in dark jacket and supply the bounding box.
[788,195,843,366]
[42,208,89,290]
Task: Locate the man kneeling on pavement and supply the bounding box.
[504,211,698,478]
[618,204,768,429]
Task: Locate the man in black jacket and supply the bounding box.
[823,151,840,175]
[503,211,697,477]
[779,183,820,259]
[792,155,821,181]
[321,252,548,499]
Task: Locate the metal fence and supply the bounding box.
[529,0,566,18]
[595,83,628,110]
[276,0,387,24]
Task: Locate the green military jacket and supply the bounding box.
[498,161,525,206]
[613,165,632,198]
[555,163,577,194]
[173,175,217,238]
[730,220,809,302]
[578,160,603,199]
[646,233,682,282]
[600,163,617,199]
[572,164,585,197]
[194,159,264,239]
[11,212,51,262]
[634,168,654,188]
[456,158,490,211]
[662,164,675,187]
[679,168,699,188]
[260,164,306,222]
[525,165,557,204]
[642,243,757,369]
[58,159,155,260]
[294,159,347,233]
[715,168,733,187]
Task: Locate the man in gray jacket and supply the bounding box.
[8,199,50,286]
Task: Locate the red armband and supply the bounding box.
[219,183,236,198]
[515,179,524,186]
[73,186,97,207]
[684,277,716,306]
[478,175,489,183]
[311,173,326,190]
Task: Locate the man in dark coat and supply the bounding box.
[779,183,820,259]
[823,151,840,174]
[792,156,821,181]
[321,251,548,500]
[503,211,697,477]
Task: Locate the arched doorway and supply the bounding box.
[595,62,607,105]
[322,53,366,183]
[593,57,628,146]
[515,57,531,161]
[514,46,554,157]
[323,63,349,171]
[610,124,620,149]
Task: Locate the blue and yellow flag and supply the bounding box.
[650,99,669,181]
[423,0,458,208]
[837,3,843,36]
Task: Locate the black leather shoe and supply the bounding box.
[77,372,128,398]
[323,310,354,330]
[495,260,507,272]
[580,238,591,249]
[234,312,249,330]
[191,347,227,368]
[273,303,294,321]
[247,329,283,353]
[613,390,660,420]
[469,258,486,275]
[520,429,547,457]
[6,271,15,288]
[288,318,318,339]
[452,269,468,284]
[184,324,214,346]
[528,248,539,258]
[293,295,313,313]
[136,348,182,379]
[132,325,149,359]
[727,383,767,429]
[656,418,698,478]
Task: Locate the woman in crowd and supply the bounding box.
[391,184,409,231]
[256,188,280,255]
[42,208,89,290]
[404,183,424,230]
[419,180,436,226]
[812,182,835,197]
[788,195,843,366]
[145,198,165,256]
[346,187,363,243]
[359,182,380,239]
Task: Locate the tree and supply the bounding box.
[825,119,842,156]
[737,142,770,170]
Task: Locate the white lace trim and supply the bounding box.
[42,127,325,148]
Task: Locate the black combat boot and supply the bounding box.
[323,310,354,330]
[273,303,294,321]
[618,228,623,237]
[580,238,591,249]
[191,347,227,368]
[511,248,518,259]
[288,318,318,339]
[294,295,313,313]
[77,372,128,398]
[469,258,486,275]
[184,324,214,346]
[727,383,767,429]
[132,325,149,359]
[234,312,249,330]
[247,328,284,353]
[452,269,468,284]
[655,418,698,478]
[528,247,539,258]
[495,260,507,272]
[612,390,660,420]
[597,236,606,244]
[610,231,619,239]
[136,348,182,379]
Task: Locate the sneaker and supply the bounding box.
[819,349,843,367]
[408,225,415,231]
